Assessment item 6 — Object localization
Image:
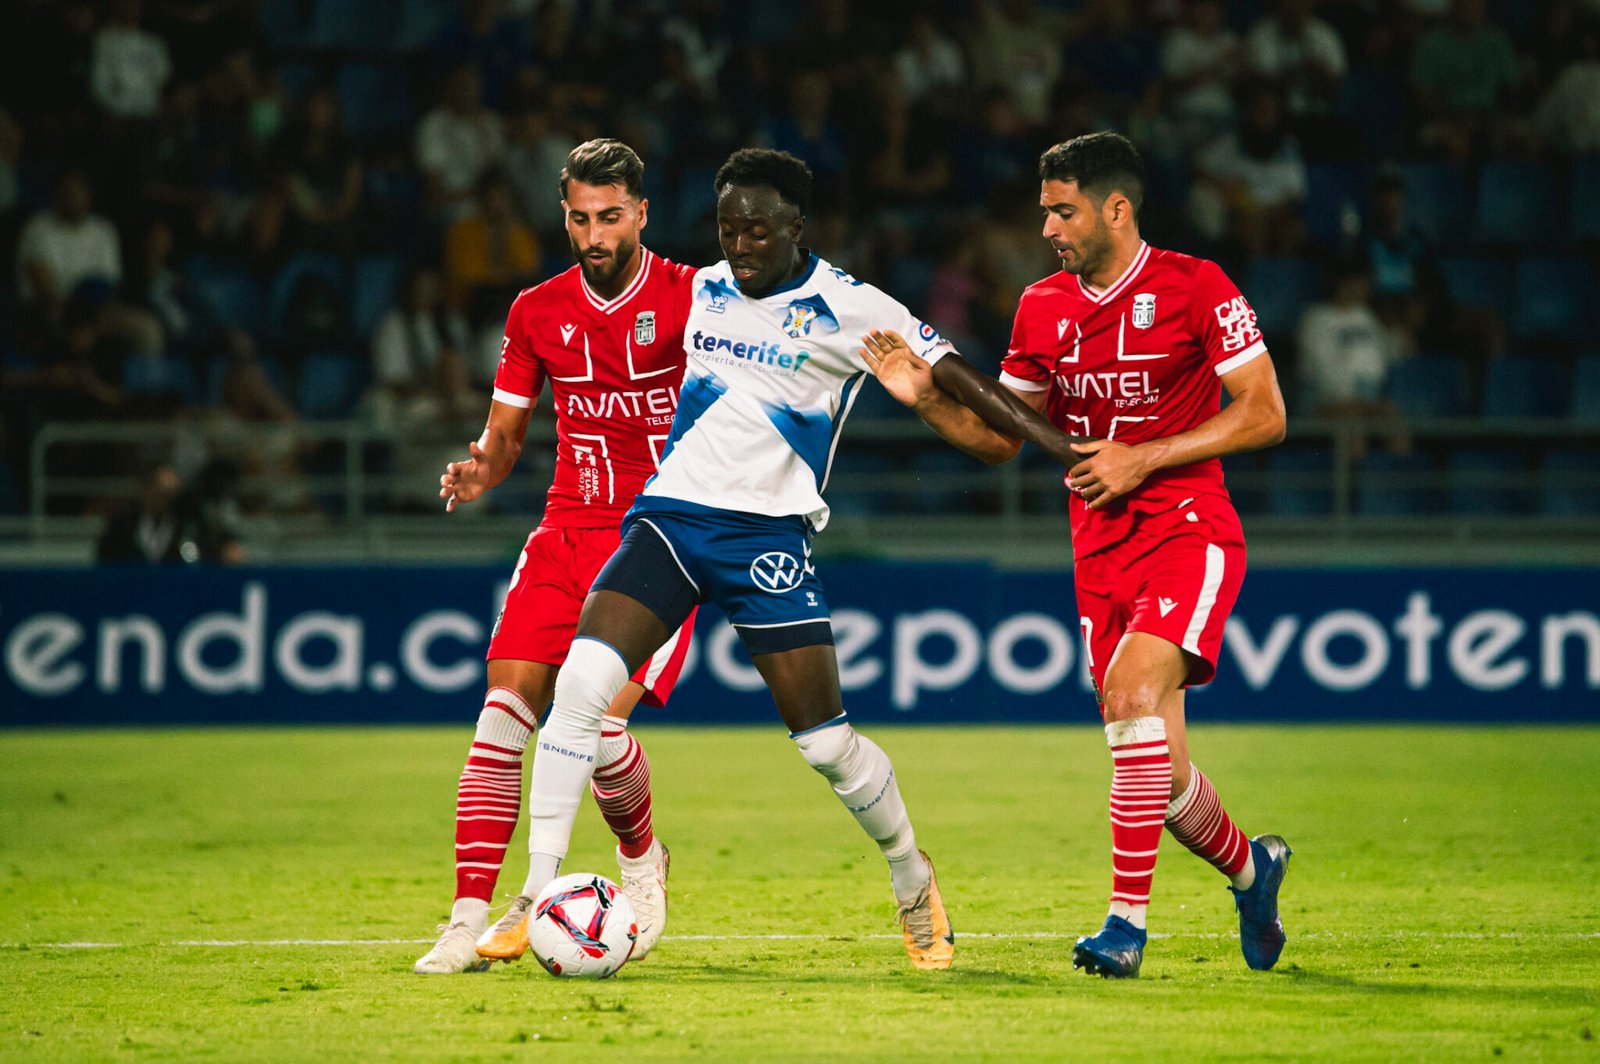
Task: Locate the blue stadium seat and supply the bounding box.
[1572,159,1600,244]
[1512,256,1595,343]
[1481,356,1567,419]
[269,252,349,341]
[1394,162,1468,248]
[1386,353,1472,418]
[1264,448,1333,516]
[187,262,264,338]
[1437,257,1511,318]
[1447,447,1530,515]
[1304,163,1366,248]
[297,350,367,419]
[1540,447,1600,516]
[307,0,397,50]
[1471,160,1556,247]
[337,64,414,140]
[1358,451,1442,516]
[393,0,455,52]
[1244,257,1321,339]
[123,354,198,405]
[1570,354,1600,424]
[276,62,318,105]
[259,0,306,49]
[351,254,408,341]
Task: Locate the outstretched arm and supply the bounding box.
[860,330,1091,466]
[439,398,535,512]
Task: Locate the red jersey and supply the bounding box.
[493,249,697,528]
[1000,242,1267,558]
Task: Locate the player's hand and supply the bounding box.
[1066,439,1153,511]
[440,440,492,513]
[859,329,939,409]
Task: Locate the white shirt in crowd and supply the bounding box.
[90,24,172,119]
[15,210,122,304]
[415,107,506,203]
[1297,301,1399,408]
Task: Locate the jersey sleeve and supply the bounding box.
[491,293,545,408]
[1191,260,1268,376]
[857,282,957,367]
[998,295,1051,393]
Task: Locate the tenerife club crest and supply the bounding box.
[1132,293,1157,330]
[634,310,656,345]
[782,302,818,338]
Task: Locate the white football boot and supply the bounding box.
[414,921,491,974]
[616,839,670,959]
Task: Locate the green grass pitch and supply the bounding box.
[3,725,1597,1062]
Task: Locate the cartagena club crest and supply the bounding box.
[1132,293,1156,329]
[782,302,818,339]
[634,310,655,345]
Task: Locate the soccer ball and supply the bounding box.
[528,873,638,978]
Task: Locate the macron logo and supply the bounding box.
[561,324,577,344]
[1158,597,1179,617]
[1058,318,1073,340]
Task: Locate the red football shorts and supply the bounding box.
[1072,495,1246,699]
[487,524,694,708]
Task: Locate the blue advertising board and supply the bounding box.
[1,565,1596,725]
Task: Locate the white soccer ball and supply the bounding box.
[528,873,638,978]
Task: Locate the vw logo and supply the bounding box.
[749,551,803,594]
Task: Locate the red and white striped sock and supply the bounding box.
[1166,763,1255,890]
[452,687,536,922]
[590,715,654,859]
[1106,716,1171,929]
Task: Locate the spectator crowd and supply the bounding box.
[1,0,1596,534]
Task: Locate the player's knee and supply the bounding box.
[551,638,631,723]
[794,720,857,784]
[1100,680,1163,722]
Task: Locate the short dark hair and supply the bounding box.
[714,148,813,213]
[1038,132,1147,217]
[560,139,645,200]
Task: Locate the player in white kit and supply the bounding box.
[517,149,955,969]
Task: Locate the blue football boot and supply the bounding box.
[1231,834,1291,971]
[1072,914,1147,978]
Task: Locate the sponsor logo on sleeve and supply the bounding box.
[1213,296,1261,352]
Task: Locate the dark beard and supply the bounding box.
[573,237,636,290]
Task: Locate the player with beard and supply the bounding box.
[861,131,1292,978]
[415,140,696,974]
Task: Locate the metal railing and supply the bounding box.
[10,415,1600,566]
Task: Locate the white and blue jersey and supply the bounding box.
[637,252,954,532]
[600,252,954,656]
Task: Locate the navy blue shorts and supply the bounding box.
[593,498,834,656]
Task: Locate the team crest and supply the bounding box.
[782,302,818,338]
[634,310,656,345]
[1132,293,1157,330]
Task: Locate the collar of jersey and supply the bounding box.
[1076,241,1150,305]
[734,248,819,300]
[580,248,654,313]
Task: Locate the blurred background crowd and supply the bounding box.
[1,0,1597,557]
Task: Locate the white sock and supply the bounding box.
[450,896,489,933]
[519,638,628,899]
[794,719,930,902]
[1108,901,1148,930]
